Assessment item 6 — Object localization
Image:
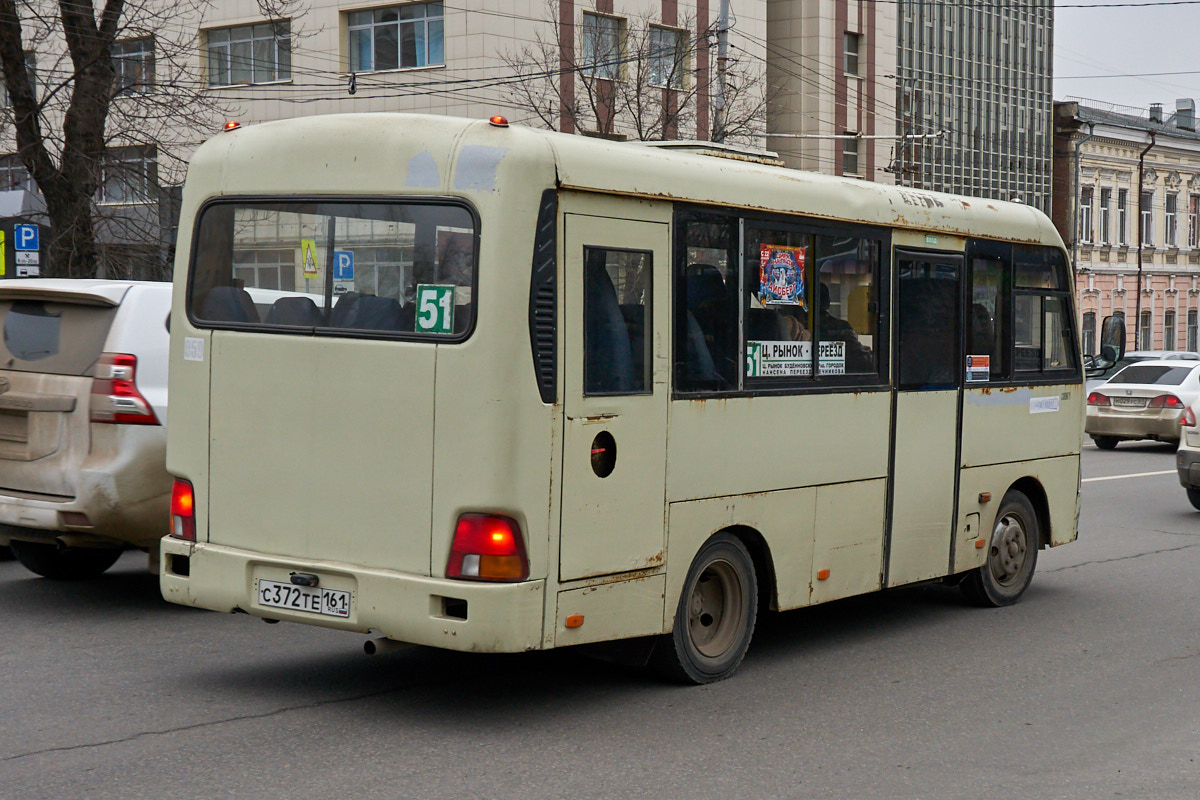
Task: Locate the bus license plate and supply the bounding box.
[258,579,351,618]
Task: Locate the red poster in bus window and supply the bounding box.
[759,244,806,307]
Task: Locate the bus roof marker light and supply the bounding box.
[488,115,509,128]
[223,120,241,132]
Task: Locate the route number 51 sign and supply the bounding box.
[415,284,455,334]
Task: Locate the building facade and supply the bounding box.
[765,0,897,182]
[895,0,1053,213]
[1053,100,1200,354]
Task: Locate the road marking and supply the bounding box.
[1082,469,1176,483]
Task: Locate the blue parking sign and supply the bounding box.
[333,250,354,280]
[14,224,38,251]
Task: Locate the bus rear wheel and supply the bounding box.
[651,533,757,684]
[961,491,1039,607]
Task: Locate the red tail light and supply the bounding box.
[91,353,159,424]
[1149,394,1183,409]
[1183,407,1197,427]
[171,479,196,541]
[445,513,528,582]
[1087,392,1110,406]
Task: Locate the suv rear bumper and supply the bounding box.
[1177,447,1200,488]
[0,425,169,549]
[160,538,546,653]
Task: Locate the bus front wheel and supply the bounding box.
[651,533,757,684]
[961,491,1039,607]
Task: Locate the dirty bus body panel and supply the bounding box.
[161,113,1083,680]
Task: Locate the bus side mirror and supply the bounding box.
[1087,315,1126,376]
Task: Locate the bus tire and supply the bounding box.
[1092,436,1119,450]
[651,533,757,684]
[8,540,123,580]
[961,491,1039,608]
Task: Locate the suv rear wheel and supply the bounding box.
[9,540,123,580]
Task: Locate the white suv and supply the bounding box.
[0,280,170,578]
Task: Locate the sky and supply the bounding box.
[1054,0,1200,114]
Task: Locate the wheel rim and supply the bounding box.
[687,558,744,658]
[989,512,1029,587]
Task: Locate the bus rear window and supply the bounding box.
[189,200,476,338]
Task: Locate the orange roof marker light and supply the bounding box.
[488,115,509,128]
[222,120,242,132]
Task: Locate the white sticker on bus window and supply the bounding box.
[966,354,990,383]
[745,340,845,377]
[1030,396,1060,414]
[184,337,204,362]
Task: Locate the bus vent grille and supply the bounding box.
[529,189,557,404]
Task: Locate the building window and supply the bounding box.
[1190,195,1200,248]
[1141,191,1154,245]
[97,145,157,204]
[1099,188,1111,243]
[647,26,686,88]
[207,22,291,85]
[581,12,621,80]
[348,3,444,73]
[1082,311,1096,355]
[1189,309,1198,351]
[113,36,154,95]
[1165,309,1177,350]
[1138,309,1152,350]
[1118,189,1128,245]
[0,154,32,191]
[1166,193,1178,246]
[844,32,861,76]
[1079,186,1093,243]
[1,53,36,107]
[842,135,860,176]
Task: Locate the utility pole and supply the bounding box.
[712,0,731,142]
[1136,131,1157,351]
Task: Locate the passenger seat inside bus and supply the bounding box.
[199,286,258,323]
[265,296,325,327]
[585,265,637,393]
[330,292,409,332]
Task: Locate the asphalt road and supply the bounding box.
[2,442,1198,799]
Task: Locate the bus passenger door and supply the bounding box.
[559,212,669,581]
[887,250,963,587]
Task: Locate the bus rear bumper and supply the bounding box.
[159,538,546,653]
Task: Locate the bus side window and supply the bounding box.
[1013,245,1078,376]
[584,247,651,395]
[816,235,877,375]
[675,214,738,392]
[968,246,1011,381]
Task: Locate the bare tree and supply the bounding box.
[502,1,770,145]
[0,0,297,279]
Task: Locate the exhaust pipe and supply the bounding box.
[363,636,409,656]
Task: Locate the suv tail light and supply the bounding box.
[1149,394,1183,409]
[1087,392,1110,407]
[445,514,528,582]
[91,353,159,424]
[171,479,196,541]
[1183,407,1197,427]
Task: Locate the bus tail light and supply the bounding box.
[91,353,160,425]
[1087,392,1110,407]
[171,479,196,541]
[1149,394,1183,409]
[1183,407,1197,427]
[445,514,528,582]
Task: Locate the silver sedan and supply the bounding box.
[1086,360,1200,449]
